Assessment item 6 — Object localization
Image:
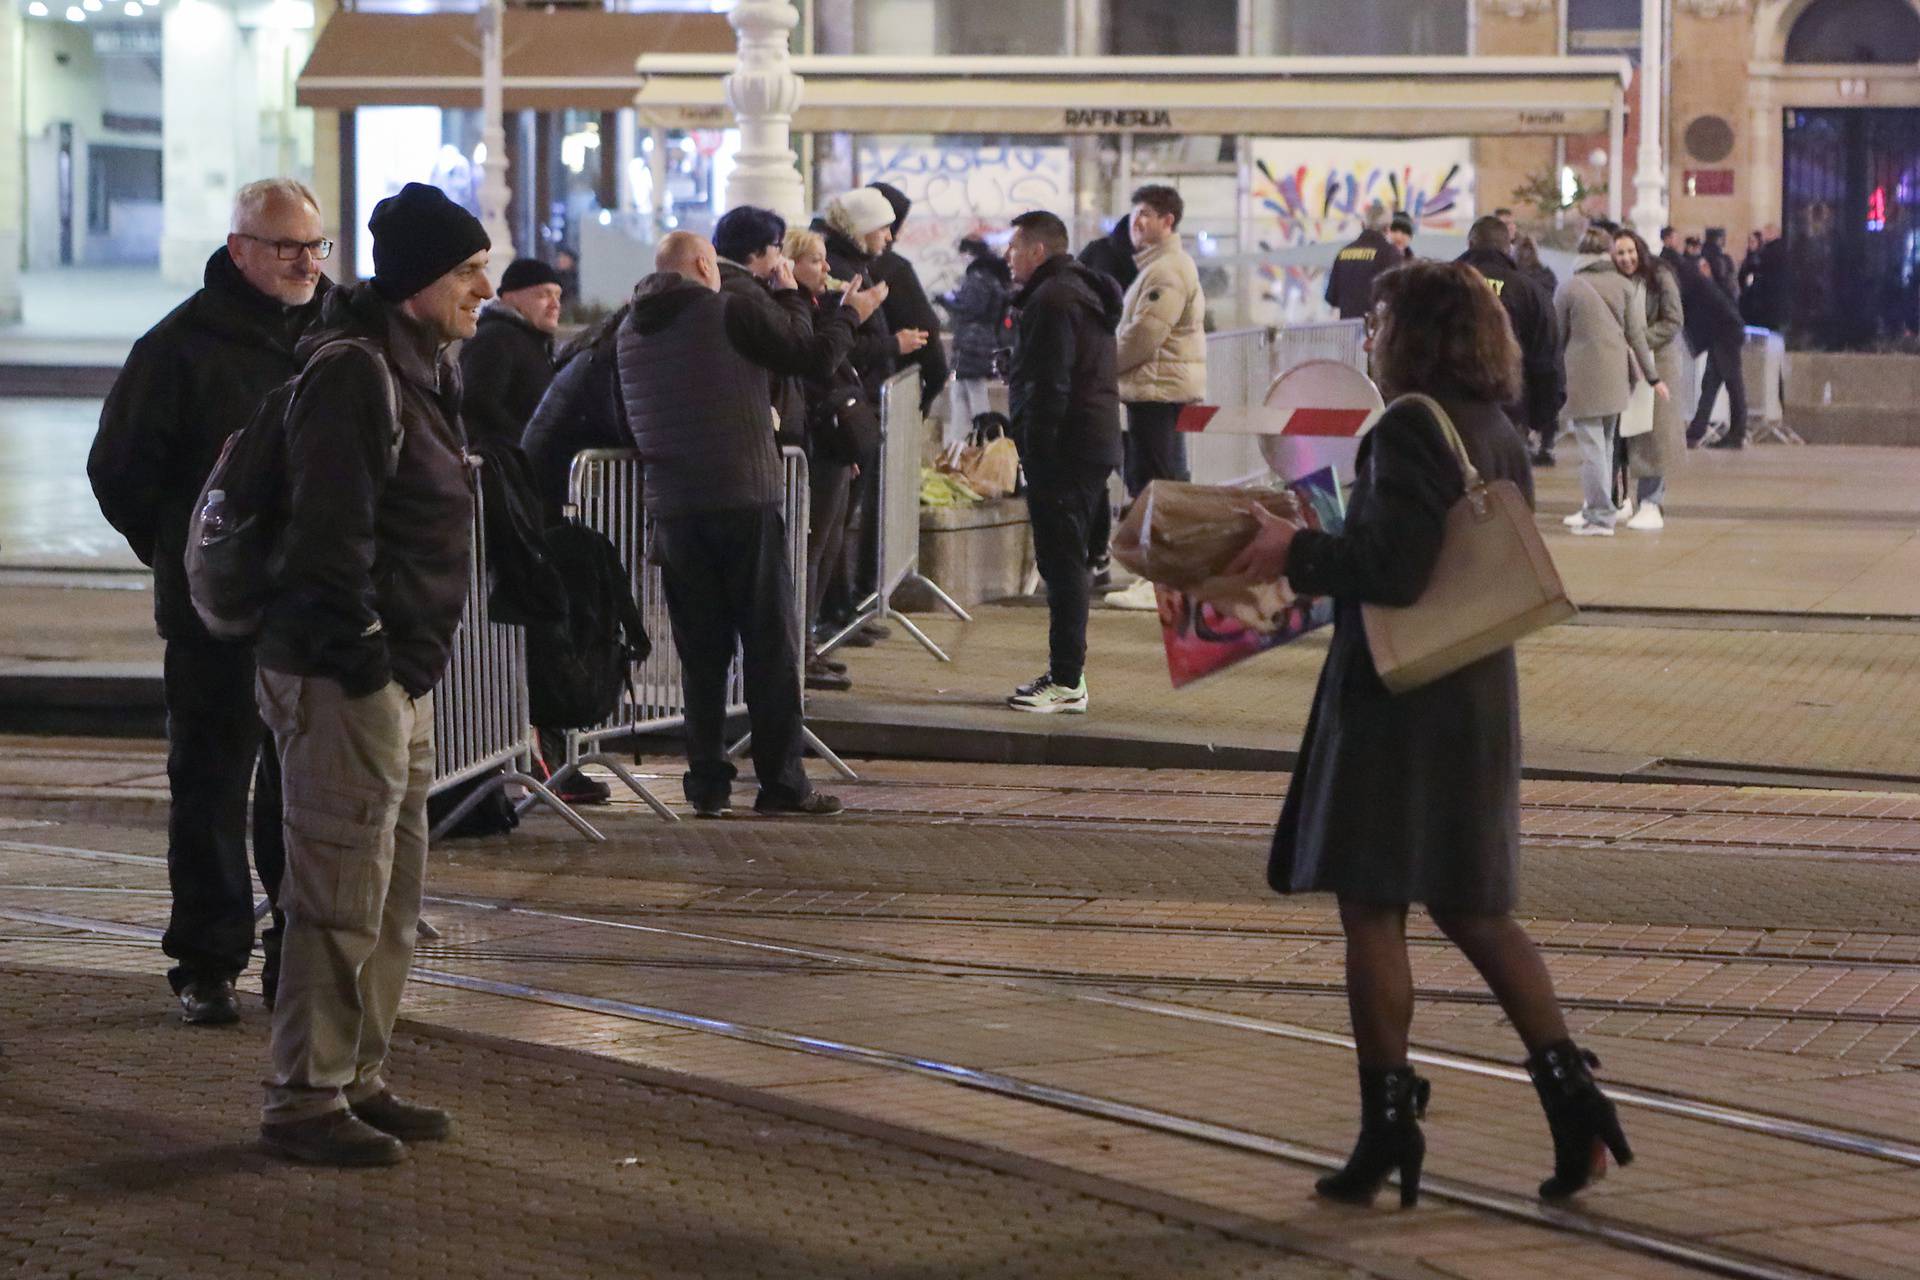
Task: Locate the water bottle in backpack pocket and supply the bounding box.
[185,338,400,639]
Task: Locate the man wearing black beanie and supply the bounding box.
[459,255,562,449]
[256,181,492,1167]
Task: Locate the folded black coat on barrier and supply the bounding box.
[466,438,567,627]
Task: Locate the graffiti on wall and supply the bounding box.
[1247,137,1476,320]
[855,141,1073,299]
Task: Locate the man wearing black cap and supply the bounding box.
[458,256,562,449]
[1387,212,1416,261]
[255,181,490,1168]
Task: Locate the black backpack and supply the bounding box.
[525,522,651,729]
[184,338,400,639]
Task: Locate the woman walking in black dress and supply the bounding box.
[1229,261,1631,1208]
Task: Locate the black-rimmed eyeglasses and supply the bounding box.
[238,234,334,261]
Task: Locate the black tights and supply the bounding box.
[1338,899,1570,1069]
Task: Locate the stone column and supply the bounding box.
[161,0,258,285]
[475,0,516,280]
[1629,0,1670,239]
[0,0,24,322]
[723,0,806,221]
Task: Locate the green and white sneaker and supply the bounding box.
[1006,672,1089,714]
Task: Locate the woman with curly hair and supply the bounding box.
[1229,261,1632,1208]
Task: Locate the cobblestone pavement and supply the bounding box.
[0,966,1353,1280]
[4,750,1920,1279]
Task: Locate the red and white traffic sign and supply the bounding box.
[1175,359,1383,483]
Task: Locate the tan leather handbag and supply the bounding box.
[1361,395,1576,694]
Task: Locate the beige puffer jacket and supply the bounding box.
[1116,235,1207,403]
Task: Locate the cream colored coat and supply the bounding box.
[1116,235,1207,403]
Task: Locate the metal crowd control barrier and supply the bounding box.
[727,446,855,780]
[821,366,972,663]
[1191,327,1281,486]
[1272,318,1368,378]
[429,457,602,843]
[550,447,852,816]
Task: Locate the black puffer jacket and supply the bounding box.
[256,282,474,699]
[521,306,630,518]
[868,183,949,412]
[1076,216,1139,293]
[89,248,330,640]
[1458,247,1565,436]
[719,258,811,449]
[938,254,1012,381]
[616,272,852,518]
[458,302,554,449]
[1007,254,1124,475]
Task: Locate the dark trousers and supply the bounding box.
[161,638,284,993]
[1026,464,1113,687]
[1689,335,1748,443]
[843,457,881,607]
[654,505,809,808]
[806,459,852,636]
[1122,401,1191,498]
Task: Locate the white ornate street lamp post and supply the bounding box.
[476,0,517,280]
[1629,0,1670,240]
[723,0,807,221]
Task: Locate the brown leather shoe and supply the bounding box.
[351,1090,454,1142]
[261,1110,405,1166]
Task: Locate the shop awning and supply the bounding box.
[295,11,734,112]
[630,54,1631,138]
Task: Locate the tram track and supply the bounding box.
[0,899,1858,1280]
[6,838,1919,1155]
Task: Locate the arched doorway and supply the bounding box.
[1770,0,1920,346]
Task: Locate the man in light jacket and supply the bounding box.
[1109,184,1207,609]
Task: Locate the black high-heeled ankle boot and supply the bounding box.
[1527,1040,1633,1199]
[1316,1066,1428,1208]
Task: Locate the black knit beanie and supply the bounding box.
[369,182,491,303]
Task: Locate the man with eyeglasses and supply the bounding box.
[89,177,334,1028]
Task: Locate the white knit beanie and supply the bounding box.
[825,188,896,240]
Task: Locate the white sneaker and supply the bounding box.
[1107,578,1160,611]
[1562,511,1589,527]
[1007,673,1089,714]
[1625,502,1665,531]
[1568,518,1615,537]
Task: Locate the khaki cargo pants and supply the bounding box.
[256,670,433,1125]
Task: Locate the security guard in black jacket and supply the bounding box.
[88,178,332,1025]
[1324,204,1401,320]
[1458,216,1565,452]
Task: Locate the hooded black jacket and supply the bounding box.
[811,216,898,400]
[867,182,949,412]
[1008,254,1124,475]
[1077,216,1140,293]
[616,272,852,518]
[90,247,331,640]
[520,305,630,518]
[256,282,474,699]
[1457,247,1565,435]
[458,302,554,449]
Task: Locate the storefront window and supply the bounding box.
[1109,0,1236,54]
[1250,0,1467,56]
[824,0,1069,56]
